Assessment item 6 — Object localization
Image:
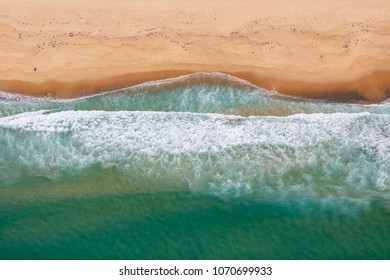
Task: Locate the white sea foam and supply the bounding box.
[0,110,376,149]
[1,73,390,120]
[0,110,389,199]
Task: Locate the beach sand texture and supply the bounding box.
[0,0,390,102]
[2,1,390,260]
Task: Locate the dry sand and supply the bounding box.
[1,0,390,102]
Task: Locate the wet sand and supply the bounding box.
[1,0,390,102]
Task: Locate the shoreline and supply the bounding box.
[1,67,390,103]
[1,0,390,103]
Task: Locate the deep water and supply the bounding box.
[1,73,389,259]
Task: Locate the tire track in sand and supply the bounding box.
[242,17,263,41]
[205,6,218,22]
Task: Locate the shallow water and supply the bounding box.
[1,73,390,259]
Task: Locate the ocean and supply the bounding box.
[0,73,389,259]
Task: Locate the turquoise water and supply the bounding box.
[1,72,390,259]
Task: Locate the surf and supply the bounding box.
[1,109,389,201]
[1,73,390,118]
[1,73,390,260]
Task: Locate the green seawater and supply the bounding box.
[1,73,390,259]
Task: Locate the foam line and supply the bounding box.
[1,110,389,199]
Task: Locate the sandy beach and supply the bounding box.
[2,0,390,262]
[1,0,390,102]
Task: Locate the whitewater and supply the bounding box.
[1,73,389,259]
